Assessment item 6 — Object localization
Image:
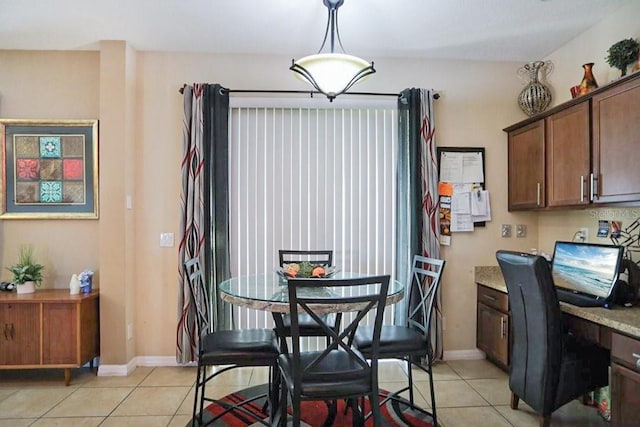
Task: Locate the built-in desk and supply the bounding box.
[475,266,640,426]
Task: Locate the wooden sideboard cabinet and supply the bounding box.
[0,289,99,385]
[476,284,509,370]
[505,72,640,210]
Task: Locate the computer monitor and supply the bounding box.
[551,241,624,304]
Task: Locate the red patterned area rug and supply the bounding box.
[193,384,434,427]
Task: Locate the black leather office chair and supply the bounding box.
[278,250,342,343]
[275,275,390,427]
[353,255,445,426]
[496,250,610,427]
[184,258,280,427]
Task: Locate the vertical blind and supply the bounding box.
[228,99,398,337]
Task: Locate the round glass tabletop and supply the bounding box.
[219,272,404,313]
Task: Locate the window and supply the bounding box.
[228,98,398,335]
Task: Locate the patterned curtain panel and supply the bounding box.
[177,84,230,364]
[396,88,443,360]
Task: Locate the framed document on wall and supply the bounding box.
[0,119,99,219]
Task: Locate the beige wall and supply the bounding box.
[0,51,101,291]
[535,0,640,256]
[0,1,638,365]
[137,53,525,357]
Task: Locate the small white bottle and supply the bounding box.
[69,274,80,295]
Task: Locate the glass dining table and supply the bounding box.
[218,271,404,314]
[217,272,404,425]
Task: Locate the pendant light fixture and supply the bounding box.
[290,0,375,101]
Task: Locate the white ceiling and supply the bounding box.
[0,0,632,62]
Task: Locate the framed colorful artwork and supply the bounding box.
[0,119,99,219]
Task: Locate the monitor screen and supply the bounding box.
[551,241,624,299]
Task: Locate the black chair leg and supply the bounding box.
[511,392,520,410]
[406,359,415,405]
[350,397,365,427]
[426,360,437,427]
[323,400,338,426]
[192,363,203,427]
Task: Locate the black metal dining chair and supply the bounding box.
[275,275,390,427]
[353,255,445,426]
[278,250,342,345]
[184,257,280,427]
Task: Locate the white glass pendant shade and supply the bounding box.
[291,53,375,100]
[290,0,376,101]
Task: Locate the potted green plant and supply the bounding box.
[606,38,640,77]
[7,246,44,294]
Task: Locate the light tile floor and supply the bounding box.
[0,359,608,427]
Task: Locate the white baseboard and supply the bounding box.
[97,357,138,376]
[97,356,195,376]
[97,350,485,377]
[442,349,485,361]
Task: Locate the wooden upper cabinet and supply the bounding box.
[546,101,591,207]
[592,77,640,203]
[506,72,640,210]
[508,120,545,210]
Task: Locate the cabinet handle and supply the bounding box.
[536,183,541,206]
[590,173,598,200]
[3,323,7,340]
[483,294,497,302]
[500,317,506,339]
[10,323,15,340]
[633,353,640,368]
[580,176,585,202]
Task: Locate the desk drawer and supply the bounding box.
[477,285,508,312]
[612,332,640,371]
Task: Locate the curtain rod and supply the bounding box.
[178,86,440,99]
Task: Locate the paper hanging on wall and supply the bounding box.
[439,151,485,183]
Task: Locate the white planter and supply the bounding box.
[17,281,36,294]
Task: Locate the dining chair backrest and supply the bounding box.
[278,250,333,267]
[406,255,446,340]
[285,275,390,391]
[184,257,211,337]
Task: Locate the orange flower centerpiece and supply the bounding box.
[279,261,334,280]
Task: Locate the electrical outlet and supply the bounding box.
[160,232,174,247]
[501,224,512,238]
[579,227,589,242]
[516,224,527,238]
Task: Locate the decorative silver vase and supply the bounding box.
[517,61,553,117]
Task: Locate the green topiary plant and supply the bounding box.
[7,245,44,285]
[606,38,640,77]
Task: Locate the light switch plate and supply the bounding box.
[501,224,512,238]
[516,224,527,238]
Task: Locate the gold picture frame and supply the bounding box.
[0,119,99,219]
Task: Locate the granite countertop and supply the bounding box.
[474,266,640,340]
